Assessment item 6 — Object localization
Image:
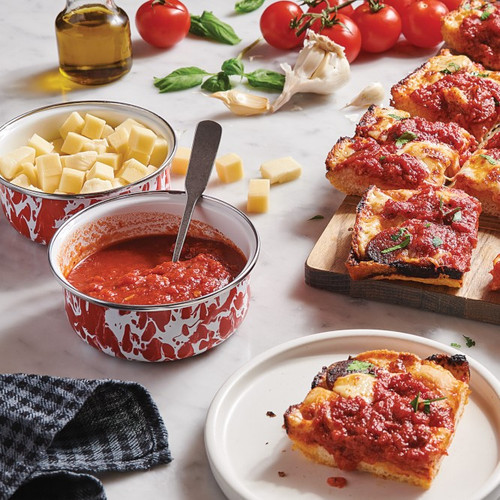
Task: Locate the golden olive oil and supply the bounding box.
[55,2,132,85]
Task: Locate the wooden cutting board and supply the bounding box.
[305,196,500,325]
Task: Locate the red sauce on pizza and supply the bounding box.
[490,254,500,290]
[67,234,246,305]
[485,130,500,149]
[385,117,477,160]
[338,138,428,187]
[410,70,500,138]
[309,371,453,471]
[460,8,500,61]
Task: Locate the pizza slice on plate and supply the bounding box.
[345,185,481,287]
[284,349,470,489]
[391,49,500,141]
[441,0,500,71]
[325,106,476,196]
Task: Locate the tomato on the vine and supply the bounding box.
[260,1,306,50]
[352,1,402,53]
[135,0,190,48]
[438,0,462,10]
[315,13,362,63]
[401,0,449,48]
[383,0,414,17]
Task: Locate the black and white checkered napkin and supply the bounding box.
[0,374,172,500]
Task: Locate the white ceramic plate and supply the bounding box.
[205,329,500,500]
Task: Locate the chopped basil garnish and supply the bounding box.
[410,392,447,413]
[451,342,462,349]
[388,113,406,120]
[395,131,418,147]
[381,228,411,254]
[346,360,376,374]
[379,155,386,161]
[471,71,490,77]
[464,335,476,347]
[432,236,443,248]
[480,8,492,20]
[480,154,500,165]
[440,62,461,74]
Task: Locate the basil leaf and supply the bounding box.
[346,360,375,373]
[222,58,245,76]
[432,235,443,248]
[246,69,285,90]
[191,11,241,45]
[451,342,462,349]
[480,8,492,20]
[189,15,210,37]
[381,228,411,253]
[388,113,405,120]
[201,71,231,92]
[464,335,476,347]
[235,0,265,13]
[395,131,418,147]
[480,153,499,165]
[154,67,210,93]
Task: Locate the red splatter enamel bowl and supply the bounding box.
[0,101,176,244]
[48,191,260,362]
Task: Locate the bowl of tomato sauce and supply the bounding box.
[48,190,260,362]
[0,100,176,244]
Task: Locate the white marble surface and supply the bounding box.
[0,1,499,499]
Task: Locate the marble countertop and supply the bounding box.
[1,1,499,499]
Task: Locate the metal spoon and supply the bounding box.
[171,120,222,262]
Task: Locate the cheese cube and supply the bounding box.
[20,162,38,186]
[58,167,85,194]
[146,165,157,176]
[149,137,168,167]
[63,151,98,171]
[81,113,106,139]
[87,161,114,182]
[96,152,122,170]
[115,118,145,134]
[107,127,130,155]
[0,146,36,180]
[59,111,85,139]
[36,153,63,193]
[216,153,244,183]
[260,156,302,184]
[11,173,30,188]
[118,158,148,184]
[80,178,113,193]
[111,177,127,188]
[28,133,54,156]
[126,149,150,166]
[61,132,89,155]
[101,124,114,138]
[128,126,157,156]
[247,179,270,213]
[81,139,108,154]
[171,146,191,175]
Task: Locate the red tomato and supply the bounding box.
[260,1,306,50]
[308,0,354,19]
[136,0,190,48]
[383,0,414,17]
[352,3,402,53]
[316,13,362,62]
[439,0,462,10]
[402,0,449,48]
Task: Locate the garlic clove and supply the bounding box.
[345,82,385,108]
[210,89,270,116]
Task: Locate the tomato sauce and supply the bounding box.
[67,234,247,305]
[410,70,500,138]
[308,370,453,471]
[460,9,500,62]
[338,137,428,187]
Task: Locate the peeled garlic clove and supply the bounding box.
[210,90,270,116]
[345,82,385,108]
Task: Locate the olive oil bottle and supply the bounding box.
[55,0,132,85]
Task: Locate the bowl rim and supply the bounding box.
[0,99,177,200]
[48,189,260,312]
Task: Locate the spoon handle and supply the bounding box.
[171,120,222,263]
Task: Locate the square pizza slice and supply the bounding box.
[325,106,477,196]
[345,185,481,287]
[284,350,470,489]
[391,49,500,142]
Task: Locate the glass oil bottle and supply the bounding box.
[55,0,132,85]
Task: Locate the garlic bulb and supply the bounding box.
[271,30,350,112]
[345,82,385,108]
[210,89,270,116]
